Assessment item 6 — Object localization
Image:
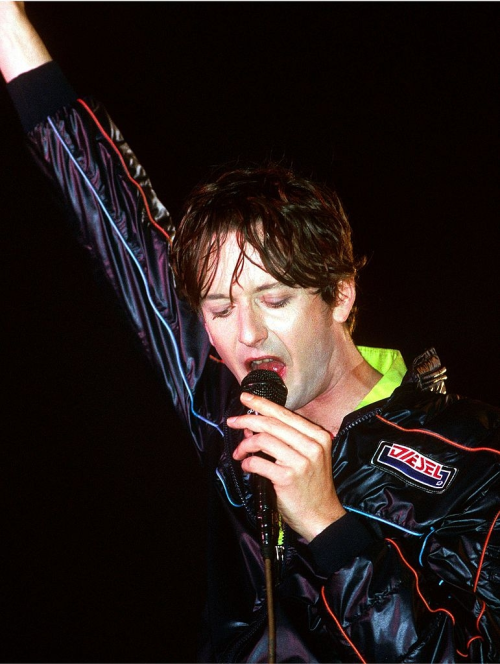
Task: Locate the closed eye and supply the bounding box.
[266,297,291,309]
[211,305,234,319]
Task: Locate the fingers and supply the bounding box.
[240,392,320,437]
[233,429,305,470]
[228,393,332,483]
[230,417,320,465]
[228,391,332,455]
[227,393,343,541]
[239,451,291,485]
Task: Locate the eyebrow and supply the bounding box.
[202,281,285,302]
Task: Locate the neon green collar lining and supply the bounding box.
[355,346,407,410]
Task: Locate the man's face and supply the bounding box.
[200,234,351,412]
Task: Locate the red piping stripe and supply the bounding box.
[385,538,456,624]
[458,602,487,655]
[466,634,484,651]
[476,600,486,631]
[77,98,172,246]
[320,586,367,664]
[386,537,483,657]
[376,415,500,456]
[321,542,489,661]
[473,511,500,592]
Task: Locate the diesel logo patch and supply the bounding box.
[372,441,457,492]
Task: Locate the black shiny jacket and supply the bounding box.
[15,70,500,662]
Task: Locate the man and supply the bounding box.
[2,3,499,662]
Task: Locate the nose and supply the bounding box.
[237,304,268,347]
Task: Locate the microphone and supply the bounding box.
[240,369,288,560]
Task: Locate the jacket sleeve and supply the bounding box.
[314,480,500,662]
[8,62,218,448]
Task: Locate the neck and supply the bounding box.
[297,340,382,436]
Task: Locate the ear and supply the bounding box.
[332,279,356,324]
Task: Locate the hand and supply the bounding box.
[0,2,26,17]
[228,392,346,542]
[0,1,52,84]
[0,2,27,30]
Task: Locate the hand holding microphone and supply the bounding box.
[229,372,346,544]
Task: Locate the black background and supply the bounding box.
[2,2,499,662]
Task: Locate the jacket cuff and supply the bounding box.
[308,511,377,575]
[7,61,77,133]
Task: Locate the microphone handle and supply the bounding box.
[253,454,277,560]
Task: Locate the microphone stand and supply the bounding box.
[264,557,276,664]
[254,472,277,664]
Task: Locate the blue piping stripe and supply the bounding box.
[48,117,223,436]
[344,506,424,537]
[216,468,244,507]
[419,527,435,566]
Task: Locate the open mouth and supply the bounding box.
[247,357,286,377]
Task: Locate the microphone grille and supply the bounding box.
[240,369,288,406]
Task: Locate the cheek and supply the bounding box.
[284,306,330,347]
[203,321,234,362]
[202,313,220,348]
[204,323,215,347]
[294,311,334,364]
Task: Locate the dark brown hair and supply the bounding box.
[171,164,366,332]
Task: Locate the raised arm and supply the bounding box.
[1,1,225,451]
[0,2,52,83]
